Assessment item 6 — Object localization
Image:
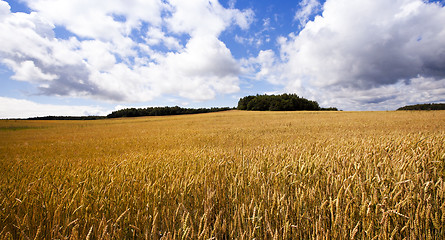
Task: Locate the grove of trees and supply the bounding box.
[397,103,445,110]
[237,94,337,111]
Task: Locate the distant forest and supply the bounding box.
[237,94,338,111]
[106,106,233,118]
[397,103,445,110]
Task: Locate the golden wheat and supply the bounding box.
[0,110,444,239]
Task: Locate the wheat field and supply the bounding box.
[0,110,444,239]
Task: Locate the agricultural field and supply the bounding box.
[0,110,444,239]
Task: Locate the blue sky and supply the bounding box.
[1,0,445,118]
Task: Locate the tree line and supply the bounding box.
[23,107,232,120]
[237,94,338,111]
[397,103,445,110]
[24,94,338,120]
[106,106,233,118]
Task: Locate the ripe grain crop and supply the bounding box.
[0,111,444,239]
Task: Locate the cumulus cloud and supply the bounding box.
[23,0,165,43]
[242,50,285,85]
[165,0,253,36]
[0,0,253,103]
[145,27,182,50]
[4,60,58,82]
[0,0,10,19]
[0,97,109,118]
[251,0,445,110]
[137,35,240,101]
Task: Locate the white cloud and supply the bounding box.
[145,27,182,50]
[242,50,285,85]
[294,0,322,27]
[79,41,116,71]
[300,77,445,110]
[0,97,110,118]
[138,35,241,101]
[3,60,58,82]
[0,0,254,104]
[165,0,253,37]
[23,0,165,42]
[0,0,9,19]
[250,0,445,110]
[234,35,256,47]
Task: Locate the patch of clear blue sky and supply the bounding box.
[5,0,30,13]
[53,26,76,39]
[431,0,445,5]
[220,0,326,59]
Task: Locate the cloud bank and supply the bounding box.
[249,0,445,110]
[0,0,254,103]
[0,97,109,118]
